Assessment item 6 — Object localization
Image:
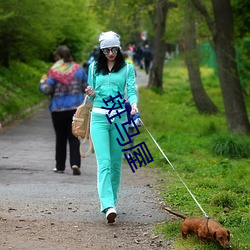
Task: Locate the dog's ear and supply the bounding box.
[227,230,230,240]
[213,231,217,240]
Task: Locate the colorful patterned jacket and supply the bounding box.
[39,60,88,112]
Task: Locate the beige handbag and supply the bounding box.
[72,95,93,158]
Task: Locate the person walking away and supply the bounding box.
[134,44,144,69]
[85,31,138,223]
[143,44,152,74]
[85,46,99,72]
[39,45,88,175]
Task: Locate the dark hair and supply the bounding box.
[54,45,73,63]
[95,48,126,75]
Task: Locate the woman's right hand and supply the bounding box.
[85,86,95,97]
[131,103,138,116]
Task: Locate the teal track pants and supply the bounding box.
[90,111,128,212]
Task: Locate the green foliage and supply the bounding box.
[136,58,250,249]
[0,60,49,122]
[236,37,250,95]
[165,0,213,45]
[0,0,100,66]
[232,0,250,39]
[210,191,238,209]
[92,0,156,46]
[165,2,184,44]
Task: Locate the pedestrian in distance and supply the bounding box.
[39,45,88,175]
[134,44,144,69]
[143,44,153,74]
[85,31,138,223]
[84,46,100,73]
[88,46,99,65]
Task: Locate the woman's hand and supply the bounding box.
[131,103,138,115]
[85,86,96,97]
[40,74,47,83]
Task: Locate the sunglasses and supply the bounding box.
[102,47,119,55]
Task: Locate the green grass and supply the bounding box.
[135,58,250,250]
[0,60,50,123]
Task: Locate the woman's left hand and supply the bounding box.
[85,86,96,97]
[131,103,138,115]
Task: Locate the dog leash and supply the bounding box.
[139,118,209,218]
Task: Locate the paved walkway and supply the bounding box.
[135,68,149,88]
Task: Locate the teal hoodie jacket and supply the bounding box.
[87,62,138,109]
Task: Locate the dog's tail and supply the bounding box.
[162,206,187,220]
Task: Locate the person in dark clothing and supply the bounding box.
[134,45,144,69]
[143,44,152,74]
[87,46,99,67]
[39,45,88,175]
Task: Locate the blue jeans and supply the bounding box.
[90,111,128,212]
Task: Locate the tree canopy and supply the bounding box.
[0,0,99,66]
[0,0,249,134]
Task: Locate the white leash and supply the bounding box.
[139,118,209,218]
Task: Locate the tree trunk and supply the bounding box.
[148,0,169,89]
[212,0,250,134]
[184,4,218,114]
[191,0,250,134]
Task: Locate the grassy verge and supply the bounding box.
[136,58,250,250]
[0,60,50,125]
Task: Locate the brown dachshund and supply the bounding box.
[162,207,231,249]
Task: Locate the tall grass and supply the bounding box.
[136,58,250,250]
[0,60,50,123]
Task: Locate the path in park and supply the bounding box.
[0,69,173,250]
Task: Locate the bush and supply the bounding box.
[0,60,49,123]
[210,191,237,209]
[210,135,250,159]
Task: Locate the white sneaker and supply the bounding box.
[105,207,117,223]
[53,168,64,173]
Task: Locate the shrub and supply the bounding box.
[210,191,237,209]
[210,135,250,158]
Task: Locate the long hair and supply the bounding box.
[95,48,126,75]
[54,45,73,63]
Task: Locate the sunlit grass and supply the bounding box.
[136,58,250,250]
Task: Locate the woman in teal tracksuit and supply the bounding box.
[86,31,138,223]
